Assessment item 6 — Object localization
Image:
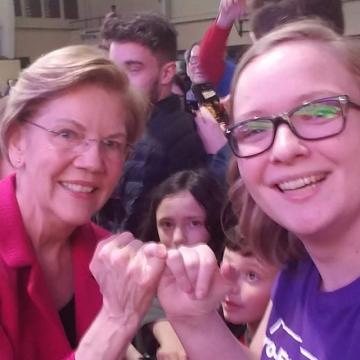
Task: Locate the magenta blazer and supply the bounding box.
[0,175,109,359]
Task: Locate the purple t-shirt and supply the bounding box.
[262,258,360,360]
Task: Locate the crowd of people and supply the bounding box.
[1,0,359,359]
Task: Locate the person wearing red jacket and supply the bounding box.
[0,44,167,360]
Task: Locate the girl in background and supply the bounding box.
[134,169,226,359]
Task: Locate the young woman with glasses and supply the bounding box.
[148,19,360,359]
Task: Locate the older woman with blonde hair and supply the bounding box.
[0,44,170,360]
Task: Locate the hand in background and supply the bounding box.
[217,0,246,28]
[195,106,227,155]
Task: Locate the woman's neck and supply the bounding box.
[298,214,360,291]
[16,185,75,252]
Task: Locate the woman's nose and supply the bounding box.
[73,141,105,173]
[269,124,309,164]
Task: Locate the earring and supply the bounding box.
[15,158,22,168]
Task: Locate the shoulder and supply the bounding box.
[150,99,200,144]
[72,223,111,249]
[273,258,316,297]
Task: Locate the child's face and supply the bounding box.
[221,248,278,327]
[156,190,210,248]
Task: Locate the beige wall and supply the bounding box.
[14,17,78,61]
[0,59,21,93]
[170,0,360,50]
[175,19,251,51]
[77,0,161,19]
[170,0,218,21]
[15,28,73,62]
[344,1,360,36]
[11,0,360,64]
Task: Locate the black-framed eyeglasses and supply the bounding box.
[23,120,131,162]
[225,95,360,158]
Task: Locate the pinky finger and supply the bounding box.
[166,249,193,294]
[194,245,218,299]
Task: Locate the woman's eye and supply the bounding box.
[295,103,341,120]
[159,221,173,229]
[102,139,123,151]
[127,63,143,73]
[189,220,203,227]
[56,129,79,140]
[236,120,272,141]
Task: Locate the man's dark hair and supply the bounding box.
[101,12,177,62]
[249,0,344,39]
[184,42,199,64]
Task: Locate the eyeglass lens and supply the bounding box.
[229,97,345,157]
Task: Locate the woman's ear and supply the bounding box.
[160,61,177,86]
[7,124,26,168]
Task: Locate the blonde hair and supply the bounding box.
[0,45,148,155]
[227,20,360,264]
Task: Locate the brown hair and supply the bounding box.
[226,158,305,266]
[101,12,177,63]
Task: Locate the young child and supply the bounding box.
[141,168,225,259]
[221,231,279,346]
[218,159,281,345]
[130,169,226,359]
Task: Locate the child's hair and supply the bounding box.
[224,225,253,257]
[140,169,225,261]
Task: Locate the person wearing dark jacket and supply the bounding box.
[99,13,207,234]
[98,12,208,359]
[114,94,207,235]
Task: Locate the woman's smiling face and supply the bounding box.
[233,40,360,240]
[10,84,128,227]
